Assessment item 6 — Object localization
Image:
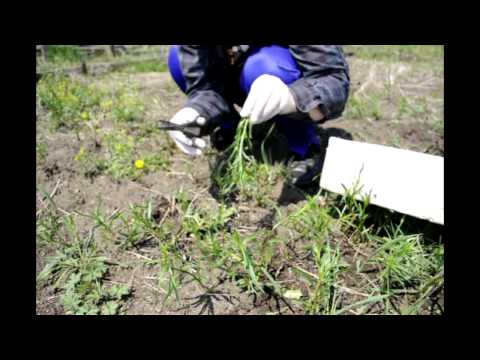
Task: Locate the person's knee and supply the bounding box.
[168,45,187,93]
[241,45,302,93]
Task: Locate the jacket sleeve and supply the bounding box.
[287,45,350,120]
[178,45,233,123]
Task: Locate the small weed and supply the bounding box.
[369,233,436,291]
[110,84,145,123]
[289,193,332,242]
[330,180,372,239]
[74,129,170,180]
[37,74,103,131]
[431,115,444,137]
[213,118,257,199]
[223,230,283,297]
[37,215,131,315]
[396,96,430,121]
[75,201,122,243]
[347,95,382,121]
[42,45,85,65]
[36,141,48,164]
[228,231,263,294]
[74,146,106,178]
[141,152,171,172]
[103,130,138,180]
[122,60,168,73]
[118,200,167,249]
[37,209,62,246]
[305,242,345,314]
[211,119,281,203]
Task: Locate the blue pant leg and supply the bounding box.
[241,45,320,158]
[168,45,187,93]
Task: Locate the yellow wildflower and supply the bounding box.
[135,159,145,169]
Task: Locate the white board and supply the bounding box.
[319,137,444,225]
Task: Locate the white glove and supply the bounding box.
[168,107,207,156]
[240,74,297,125]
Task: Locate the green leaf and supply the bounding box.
[62,291,81,312]
[37,262,56,282]
[64,272,82,291]
[101,301,120,315]
[108,284,131,300]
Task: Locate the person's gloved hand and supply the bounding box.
[240,74,297,125]
[168,107,207,156]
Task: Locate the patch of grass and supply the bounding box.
[37,74,104,131]
[396,96,430,121]
[42,45,85,65]
[229,231,263,294]
[37,209,62,246]
[141,152,171,172]
[368,232,437,291]
[37,215,131,315]
[102,130,140,180]
[431,116,444,138]
[74,146,107,178]
[346,94,382,121]
[289,193,332,242]
[302,241,346,314]
[211,119,281,203]
[330,181,372,240]
[118,200,168,249]
[75,201,122,244]
[225,231,281,296]
[122,60,168,73]
[213,118,256,198]
[356,217,444,314]
[36,140,48,164]
[110,84,145,123]
[73,130,171,180]
[344,45,443,64]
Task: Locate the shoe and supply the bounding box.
[288,147,325,188]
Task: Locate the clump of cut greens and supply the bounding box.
[215,118,256,197]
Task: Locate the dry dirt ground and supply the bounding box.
[36,47,444,315]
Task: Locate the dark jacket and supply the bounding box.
[178,45,350,124]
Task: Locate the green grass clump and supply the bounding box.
[213,118,257,198]
[303,242,345,314]
[369,233,437,291]
[37,74,104,131]
[289,193,332,242]
[74,146,107,178]
[118,200,169,249]
[346,94,382,121]
[102,130,139,180]
[111,86,145,123]
[37,215,131,315]
[37,209,62,246]
[330,181,372,240]
[73,130,170,180]
[122,60,168,73]
[224,231,281,296]
[42,45,85,65]
[212,118,282,203]
[36,140,48,164]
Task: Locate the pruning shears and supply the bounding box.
[157,118,205,138]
